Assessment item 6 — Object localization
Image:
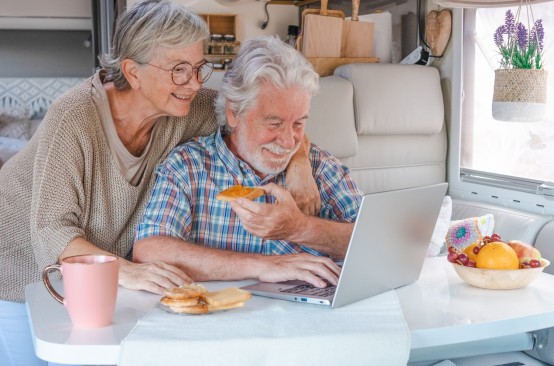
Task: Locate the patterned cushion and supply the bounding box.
[446,214,495,253]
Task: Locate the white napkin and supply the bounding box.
[119,287,410,366]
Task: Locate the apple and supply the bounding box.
[507,240,542,267]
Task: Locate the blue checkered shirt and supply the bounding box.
[135,129,363,256]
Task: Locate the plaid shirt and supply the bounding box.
[135,129,363,256]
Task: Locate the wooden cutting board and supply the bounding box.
[301,0,345,24]
[341,0,374,58]
[302,13,343,58]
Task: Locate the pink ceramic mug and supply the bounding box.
[43,254,119,328]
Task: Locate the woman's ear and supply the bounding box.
[121,59,141,89]
[226,102,238,129]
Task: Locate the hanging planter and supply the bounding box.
[492,68,548,122]
[491,4,548,122]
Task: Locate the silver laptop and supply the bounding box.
[241,183,448,308]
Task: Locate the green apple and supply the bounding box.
[507,240,541,266]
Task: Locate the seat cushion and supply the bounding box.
[334,63,444,135]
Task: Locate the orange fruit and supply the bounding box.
[476,242,519,270]
[463,244,479,262]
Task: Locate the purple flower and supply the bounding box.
[494,10,545,69]
[531,19,544,51]
[517,22,528,49]
[494,25,505,46]
[504,9,516,36]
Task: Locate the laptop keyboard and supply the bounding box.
[280,283,336,297]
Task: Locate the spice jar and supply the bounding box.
[211,34,223,42]
[209,34,224,54]
[222,58,233,69]
[224,34,235,43]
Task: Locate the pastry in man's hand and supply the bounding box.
[216,185,264,201]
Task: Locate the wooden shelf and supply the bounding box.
[295,0,319,6]
[307,57,379,76]
[205,54,236,58]
[268,1,298,4]
[265,0,317,5]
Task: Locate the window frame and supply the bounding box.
[447,8,554,216]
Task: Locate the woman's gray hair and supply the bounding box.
[215,36,319,131]
[99,0,209,90]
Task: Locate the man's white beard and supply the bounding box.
[234,124,299,175]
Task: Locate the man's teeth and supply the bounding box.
[173,94,189,100]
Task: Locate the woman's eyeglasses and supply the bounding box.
[146,61,214,85]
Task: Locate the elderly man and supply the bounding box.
[133,36,363,288]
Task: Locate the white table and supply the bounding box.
[26,257,554,365]
[398,257,554,362]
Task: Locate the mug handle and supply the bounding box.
[43,264,65,305]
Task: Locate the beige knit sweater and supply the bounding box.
[0,76,218,302]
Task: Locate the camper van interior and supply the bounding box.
[1,0,554,365]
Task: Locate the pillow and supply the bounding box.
[427,195,452,256]
[446,214,495,253]
[0,107,32,140]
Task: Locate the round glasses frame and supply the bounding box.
[146,61,214,85]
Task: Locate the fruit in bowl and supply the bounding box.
[447,234,550,289]
[507,240,542,268]
[475,241,519,270]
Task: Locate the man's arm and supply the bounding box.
[132,237,340,288]
[229,183,354,259]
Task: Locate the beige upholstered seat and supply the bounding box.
[305,63,447,195]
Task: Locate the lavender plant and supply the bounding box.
[493,9,544,69]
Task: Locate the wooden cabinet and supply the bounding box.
[200,14,237,37]
[200,14,239,69]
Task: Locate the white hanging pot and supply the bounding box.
[492,68,548,122]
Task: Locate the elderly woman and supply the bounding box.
[0,1,318,365]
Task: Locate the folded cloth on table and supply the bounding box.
[119,286,410,366]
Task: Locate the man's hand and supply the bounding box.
[229,183,305,241]
[229,183,352,259]
[119,259,194,295]
[256,253,341,288]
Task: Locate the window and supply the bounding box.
[452,4,554,215]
